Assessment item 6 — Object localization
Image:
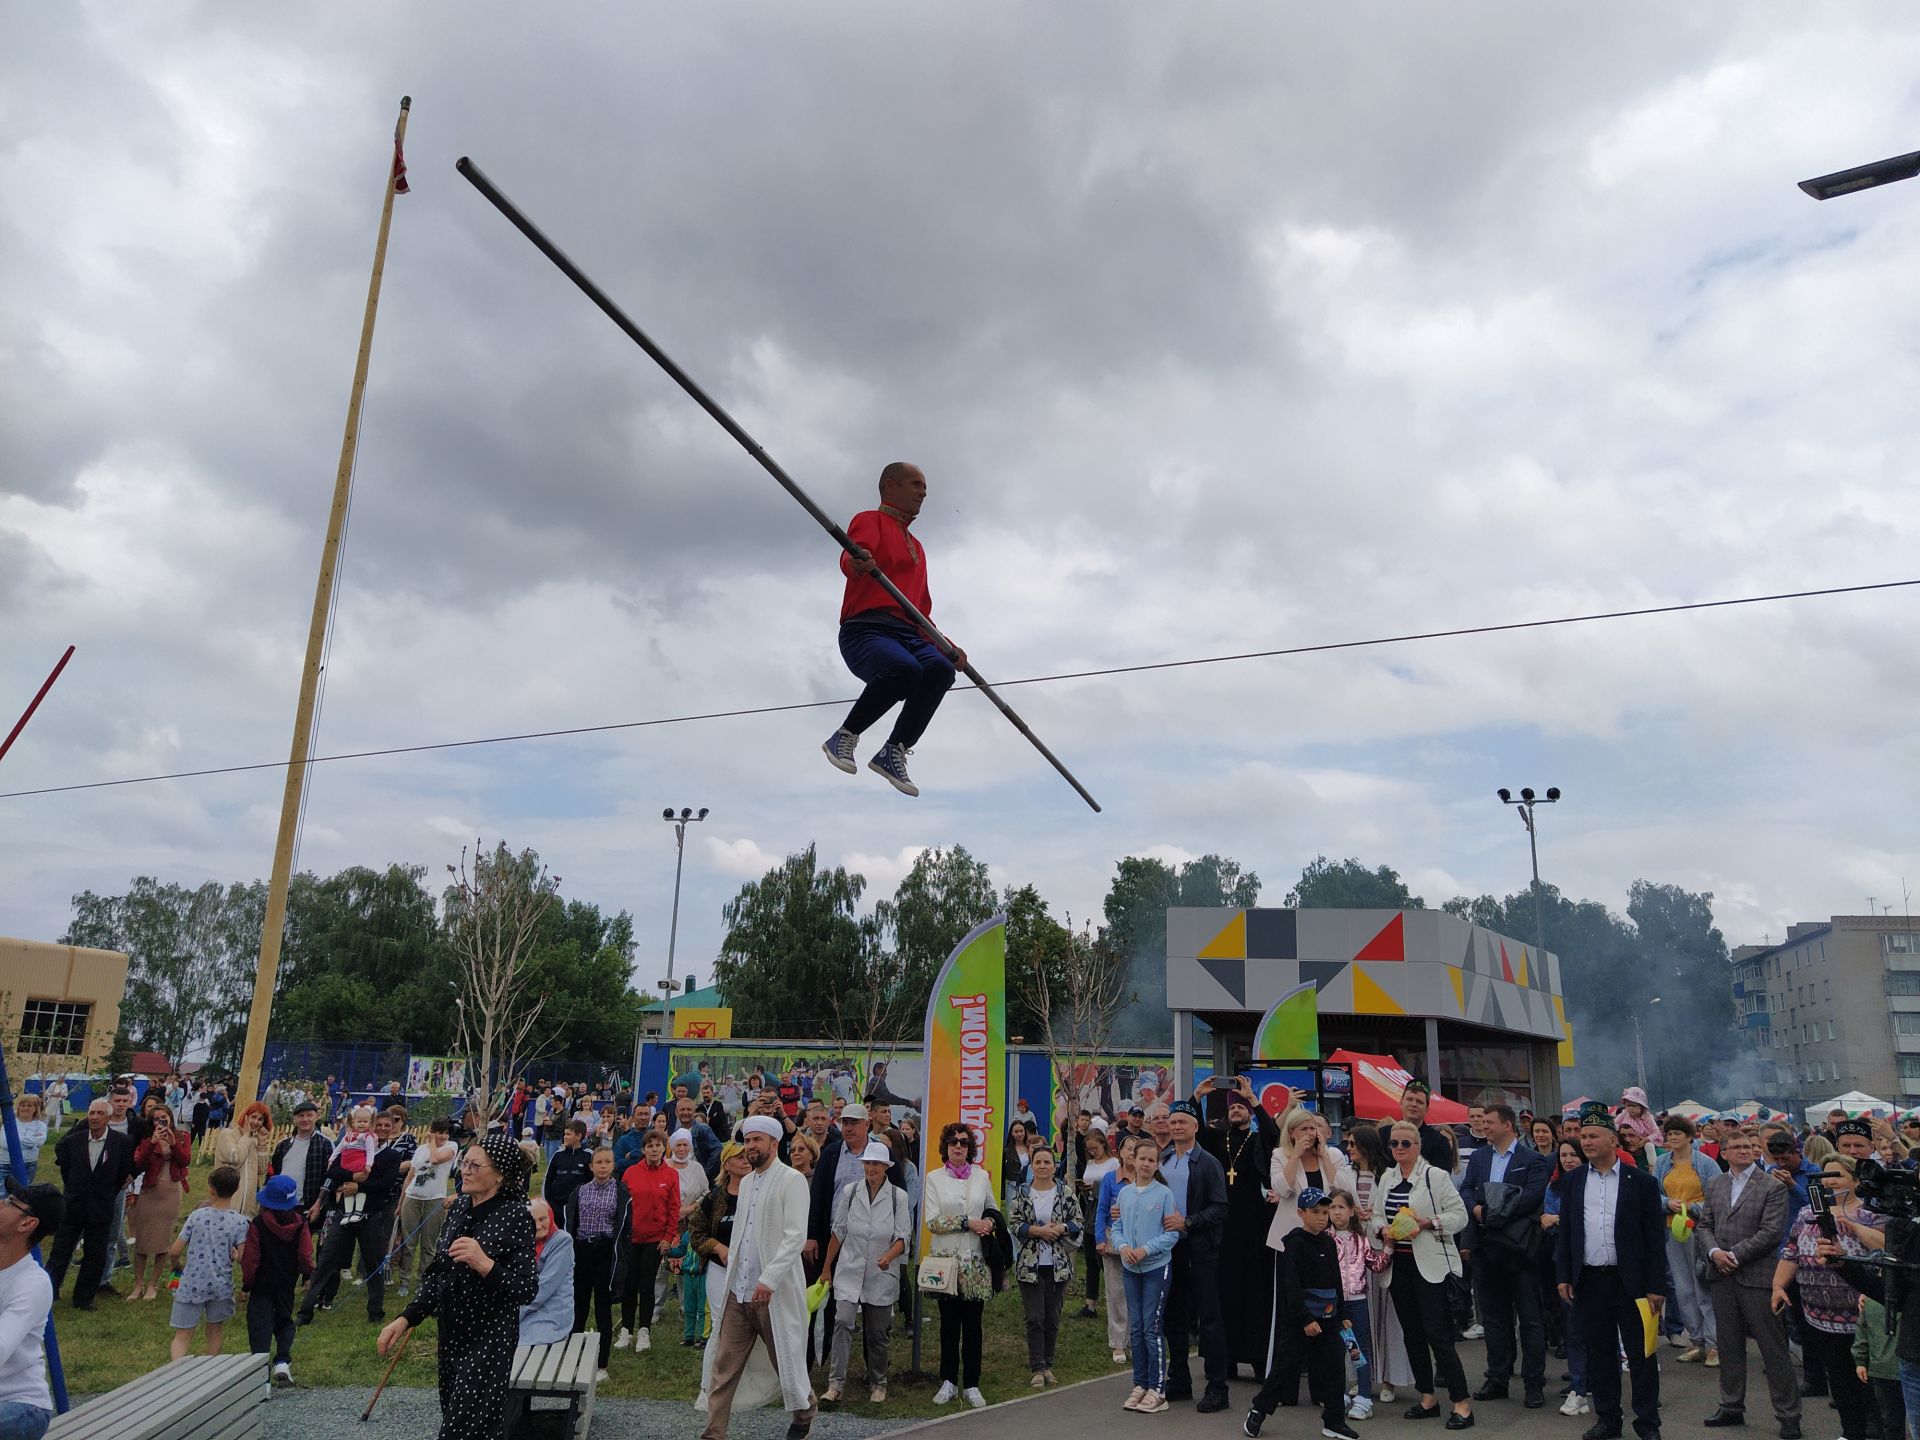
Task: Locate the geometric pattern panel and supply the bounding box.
[1165,907,1562,1041]
[1246,908,1297,960]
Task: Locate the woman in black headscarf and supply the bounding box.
[378,1134,539,1440]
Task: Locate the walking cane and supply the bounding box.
[361,1326,412,1422]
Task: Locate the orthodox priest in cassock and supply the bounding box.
[1195,1074,1280,1379]
[700,1116,818,1440]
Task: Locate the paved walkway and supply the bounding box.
[890,1343,1784,1440]
[259,1385,904,1440]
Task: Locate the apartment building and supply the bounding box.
[1732,913,1920,1113]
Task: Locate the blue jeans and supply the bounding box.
[1563,1293,1587,1393]
[0,1401,51,1440]
[1899,1358,1920,1440]
[0,1161,36,1187]
[1346,1294,1374,1392]
[1123,1262,1171,1395]
[838,618,956,748]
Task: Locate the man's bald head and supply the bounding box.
[878,462,927,518]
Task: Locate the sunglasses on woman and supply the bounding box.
[1388,1138,1417,1150]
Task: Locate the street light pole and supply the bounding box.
[1632,996,1663,1095]
[643,806,708,1096]
[1496,786,1561,959]
[1800,148,1920,201]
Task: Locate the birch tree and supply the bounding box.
[443,841,559,1130]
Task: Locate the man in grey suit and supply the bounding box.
[1696,1129,1800,1438]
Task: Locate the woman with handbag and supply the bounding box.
[1010,1144,1082,1387]
[1374,1119,1473,1430]
[923,1121,994,1409]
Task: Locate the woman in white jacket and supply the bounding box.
[922,1121,994,1409]
[1266,1106,1357,1247]
[1374,1119,1472,1428]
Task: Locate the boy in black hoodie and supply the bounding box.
[242,1174,315,1387]
[1245,1188,1358,1440]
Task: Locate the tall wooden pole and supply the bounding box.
[235,96,411,1105]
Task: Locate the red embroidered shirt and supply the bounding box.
[839,507,931,624]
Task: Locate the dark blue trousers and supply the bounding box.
[838,618,956,747]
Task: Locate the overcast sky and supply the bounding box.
[6,4,1919,993]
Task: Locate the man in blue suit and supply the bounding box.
[1459,1102,1553,1407]
[1555,1102,1668,1440]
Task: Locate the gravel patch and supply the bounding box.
[258,1386,911,1439]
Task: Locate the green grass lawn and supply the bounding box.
[37,1144,1128,1421]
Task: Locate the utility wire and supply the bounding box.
[4,575,1915,802]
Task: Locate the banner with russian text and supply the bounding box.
[918,915,1006,1248]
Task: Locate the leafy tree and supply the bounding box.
[64,878,263,1068]
[104,1023,134,1078]
[872,846,998,1023]
[522,900,646,1064]
[713,844,872,1038]
[1005,883,1073,1041]
[443,842,560,1127]
[1287,856,1426,910]
[272,864,456,1052]
[1444,878,1734,1102]
[1102,854,1259,1045]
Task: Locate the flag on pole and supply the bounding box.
[392,119,410,195]
[1253,980,1320,1061]
[918,915,1006,1249]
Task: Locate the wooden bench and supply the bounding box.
[49,1353,268,1440]
[507,1332,598,1439]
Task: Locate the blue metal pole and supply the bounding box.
[0,1041,69,1413]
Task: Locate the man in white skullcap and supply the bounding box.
[702,1115,817,1440]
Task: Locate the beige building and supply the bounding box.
[0,936,129,1072]
[1733,914,1920,1113]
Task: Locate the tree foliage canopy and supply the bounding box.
[64,850,643,1073]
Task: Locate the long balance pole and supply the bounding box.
[0,646,75,767]
[237,97,413,1105]
[454,157,1101,814]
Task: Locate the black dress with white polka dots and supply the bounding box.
[401,1192,539,1440]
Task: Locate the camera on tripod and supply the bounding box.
[1857,1158,1920,1220]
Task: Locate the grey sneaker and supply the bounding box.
[822,728,858,774]
[868,743,919,797]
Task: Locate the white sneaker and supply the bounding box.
[613,1327,632,1350]
[1348,1396,1374,1421]
[1460,1323,1485,1340]
[933,1381,957,1405]
[965,1387,986,1409]
[271,1362,293,1388]
[1125,1387,1147,1411]
[1665,1332,1688,1349]
[1378,1386,1395,1403]
[1113,1349,1129,1364]
[1559,1393,1589,1417]
[595,1369,609,1383]
[636,1327,651,1353]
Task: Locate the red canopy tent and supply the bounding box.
[1328,1048,1470,1123]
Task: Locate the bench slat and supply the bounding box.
[535,1343,567,1388]
[510,1343,540,1387]
[49,1357,219,1437]
[567,1332,596,1381]
[49,1353,265,1440]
